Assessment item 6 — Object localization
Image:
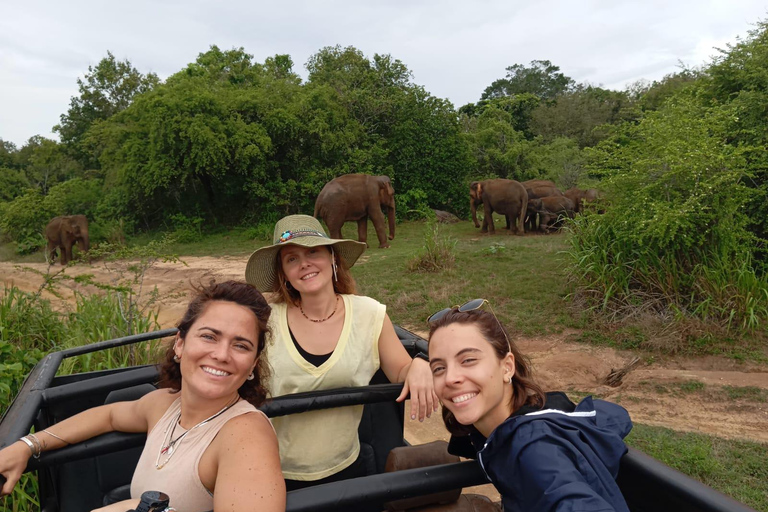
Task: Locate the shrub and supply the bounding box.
[0,191,54,252]
[407,217,457,272]
[568,92,768,331]
[43,178,102,218]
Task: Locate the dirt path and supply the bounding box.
[3,257,768,447]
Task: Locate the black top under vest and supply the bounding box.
[289,327,333,367]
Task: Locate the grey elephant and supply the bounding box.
[470,179,528,235]
[564,187,601,213]
[314,174,395,248]
[45,215,90,265]
[527,197,575,233]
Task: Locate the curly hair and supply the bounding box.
[158,280,271,407]
[428,308,545,436]
[271,246,357,305]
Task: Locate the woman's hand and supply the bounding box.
[396,357,439,422]
[0,441,33,497]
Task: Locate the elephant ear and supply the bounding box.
[378,177,394,201]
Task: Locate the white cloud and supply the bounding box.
[1,0,766,146]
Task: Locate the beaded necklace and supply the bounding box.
[155,395,240,470]
[299,294,340,323]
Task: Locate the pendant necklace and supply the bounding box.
[155,395,240,470]
[299,294,340,323]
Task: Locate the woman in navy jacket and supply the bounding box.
[427,302,633,512]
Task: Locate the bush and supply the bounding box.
[43,178,102,218]
[568,93,768,331]
[407,217,457,272]
[0,191,53,252]
[168,213,204,243]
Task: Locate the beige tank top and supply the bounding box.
[130,397,272,512]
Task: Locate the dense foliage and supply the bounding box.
[2,19,768,332]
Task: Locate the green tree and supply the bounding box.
[0,167,30,202]
[55,51,160,168]
[0,139,18,169]
[481,60,574,101]
[704,19,768,248]
[531,85,636,147]
[17,136,81,194]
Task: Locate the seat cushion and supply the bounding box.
[384,441,462,511]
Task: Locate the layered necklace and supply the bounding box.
[299,293,340,323]
[155,395,240,470]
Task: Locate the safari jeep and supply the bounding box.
[0,327,758,512]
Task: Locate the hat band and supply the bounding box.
[278,229,328,244]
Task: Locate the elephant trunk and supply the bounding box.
[387,202,396,240]
[471,199,480,228]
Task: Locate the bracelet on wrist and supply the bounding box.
[19,435,41,459]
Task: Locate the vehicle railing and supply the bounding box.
[24,382,405,472]
[285,461,488,512]
[0,329,178,447]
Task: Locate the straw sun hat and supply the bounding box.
[245,215,367,292]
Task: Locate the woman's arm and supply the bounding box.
[212,413,285,512]
[377,314,438,421]
[0,389,166,496]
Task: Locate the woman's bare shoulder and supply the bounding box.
[138,388,179,422]
[219,411,277,446]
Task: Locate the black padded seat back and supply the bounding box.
[97,384,156,504]
[357,368,406,475]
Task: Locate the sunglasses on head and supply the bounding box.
[427,299,512,354]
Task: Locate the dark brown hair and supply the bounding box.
[271,246,358,305]
[428,309,545,436]
[158,280,271,407]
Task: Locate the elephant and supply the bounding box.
[521,179,557,189]
[314,174,395,248]
[521,181,563,231]
[470,179,528,236]
[45,215,90,265]
[527,197,575,233]
[564,188,601,214]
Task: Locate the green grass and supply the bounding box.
[120,220,574,336]
[627,424,768,511]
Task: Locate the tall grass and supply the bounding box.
[567,215,768,331]
[0,285,162,512]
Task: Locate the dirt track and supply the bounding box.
[2,257,768,447]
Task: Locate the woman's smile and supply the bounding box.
[429,323,515,436]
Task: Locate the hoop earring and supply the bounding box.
[247,372,255,381]
[331,248,338,282]
[173,355,180,363]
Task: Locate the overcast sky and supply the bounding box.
[1,0,766,148]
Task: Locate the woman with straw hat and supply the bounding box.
[245,214,436,490]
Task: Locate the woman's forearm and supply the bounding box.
[27,403,119,454]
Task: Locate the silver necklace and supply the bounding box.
[299,294,340,323]
[155,395,240,470]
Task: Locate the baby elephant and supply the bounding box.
[527,197,575,233]
[45,215,90,265]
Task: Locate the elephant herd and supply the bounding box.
[40,175,598,266]
[313,174,600,248]
[470,178,601,235]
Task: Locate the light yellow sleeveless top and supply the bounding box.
[267,294,384,480]
[130,397,271,512]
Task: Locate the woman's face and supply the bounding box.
[279,245,334,295]
[174,300,260,403]
[429,323,515,437]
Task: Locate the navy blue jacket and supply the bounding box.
[450,392,632,512]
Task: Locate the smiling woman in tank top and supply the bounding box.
[245,214,437,490]
[0,281,285,512]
